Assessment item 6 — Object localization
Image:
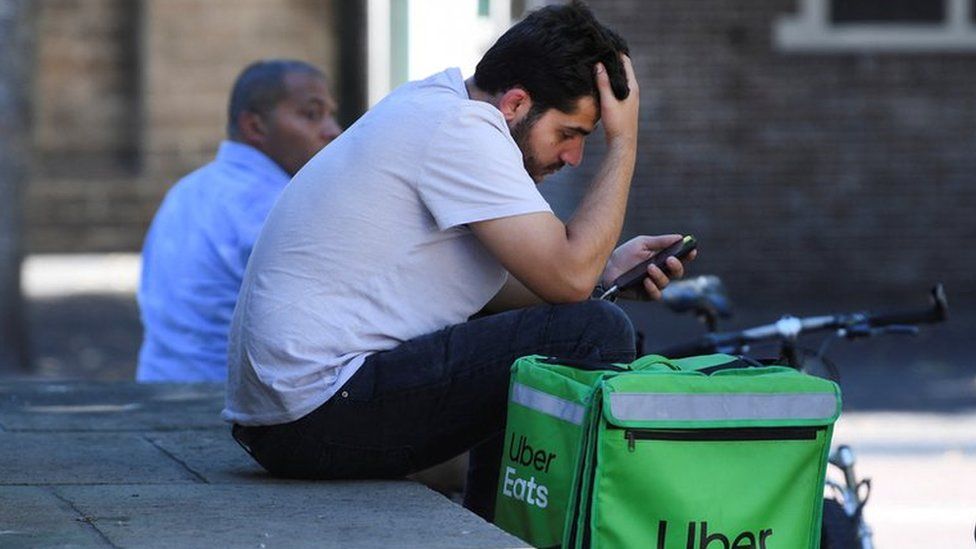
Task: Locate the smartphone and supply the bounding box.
[602,235,697,299]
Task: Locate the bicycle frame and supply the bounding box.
[827,445,874,549]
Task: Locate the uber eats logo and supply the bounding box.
[501,433,555,509]
[656,520,774,549]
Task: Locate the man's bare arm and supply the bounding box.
[482,274,545,314]
[470,56,640,303]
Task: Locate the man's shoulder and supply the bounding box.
[422,102,513,160]
[151,159,249,228]
[170,157,225,190]
[386,69,503,129]
[170,152,277,200]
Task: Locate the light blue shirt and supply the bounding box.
[137,141,290,382]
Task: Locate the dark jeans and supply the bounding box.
[232,299,635,520]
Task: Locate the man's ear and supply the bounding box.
[497,88,533,123]
[236,110,268,147]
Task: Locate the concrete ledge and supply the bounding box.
[0,381,528,549]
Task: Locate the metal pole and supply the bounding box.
[0,0,33,372]
[336,0,369,128]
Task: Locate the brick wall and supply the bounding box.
[542,0,976,306]
[26,0,975,307]
[27,0,338,252]
[29,0,141,251]
[141,0,338,178]
[33,0,139,169]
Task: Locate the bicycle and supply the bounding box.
[651,279,950,549]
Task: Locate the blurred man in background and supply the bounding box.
[136,59,342,382]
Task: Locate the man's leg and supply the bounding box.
[236,300,634,515]
[451,301,636,519]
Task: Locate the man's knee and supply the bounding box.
[557,299,635,351]
[587,299,634,337]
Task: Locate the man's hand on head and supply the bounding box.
[601,235,698,301]
[471,57,643,306]
[595,54,639,147]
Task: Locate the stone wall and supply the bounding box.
[24,0,976,306]
[141,0,338,177]
[27,0,338,252]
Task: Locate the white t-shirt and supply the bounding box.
[223,69,552,425]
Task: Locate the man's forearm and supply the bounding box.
[467,56,641,304]
[559,55,640,294]
[564,140,637,287]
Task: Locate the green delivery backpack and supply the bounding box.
[493,354,841,549]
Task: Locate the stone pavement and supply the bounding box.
[0,381,528,549]
[830,412,976,548]
[4,382,974,549]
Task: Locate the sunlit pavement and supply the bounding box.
[833,412,976,548]
[0,380,525,548]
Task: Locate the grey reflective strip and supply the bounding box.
[511,382,585,425]
[609,392,837,422]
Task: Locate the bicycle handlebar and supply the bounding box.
[654,284,948,359]
[867,284,948,327]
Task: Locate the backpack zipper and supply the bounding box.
[624,426,822,452]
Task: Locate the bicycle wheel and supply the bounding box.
[820,498,860,549]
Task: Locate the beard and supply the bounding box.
[510,107,564,183]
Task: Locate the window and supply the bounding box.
[775,0,976,52]
[367,0,513,106]
[831,0,944,24]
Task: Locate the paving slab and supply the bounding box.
[0,486,111,548]
[0,380,529,548]
[143,429,271,484]
[0,382,223,431]
[0,432,200,485]
[56,483,529,549]
[834,410,976,447]
[851,453,976,549]
[824,411,976,548]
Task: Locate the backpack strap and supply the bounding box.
[537,356,627,372]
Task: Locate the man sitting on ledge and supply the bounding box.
[225,1,694,520]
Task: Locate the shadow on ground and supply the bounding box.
[25,294,141,381]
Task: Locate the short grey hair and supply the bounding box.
[226,59,325,139]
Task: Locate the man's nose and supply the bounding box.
[321,117,342,143]
[561,139,585,167]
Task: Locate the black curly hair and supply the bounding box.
[474,0,630,114]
